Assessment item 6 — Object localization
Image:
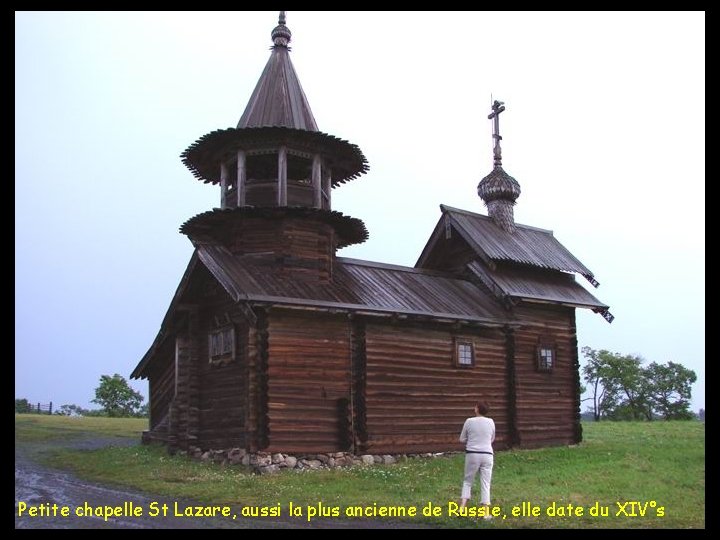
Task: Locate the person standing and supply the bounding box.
[459,400,495,519]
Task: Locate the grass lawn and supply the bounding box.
[17,416,704,528]
[15,413,147,441]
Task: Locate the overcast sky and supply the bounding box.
[16,11,705,412]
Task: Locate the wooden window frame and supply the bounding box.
[454,339,475,368]
[208,325,235,366]
[536,337,556,373]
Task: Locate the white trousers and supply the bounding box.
[461,452,493,504]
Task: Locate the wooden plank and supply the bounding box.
[220,161,228,209]
[237,150,246,207]
[322,166,332,209]
[312,154,322,208]
[277,146,287,206]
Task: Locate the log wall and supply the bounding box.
[249,309,268,451]
[265,311,351,453]
[363,322,508,454]
[145,270,582,453]
[147,339,175,431]
[512,303,580,447]
[225,217,336,281]
[195,283,248,450]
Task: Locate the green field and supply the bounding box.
[15,413,147,441]
[16,414,704,528]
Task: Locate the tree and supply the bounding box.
[135,402,150,418]
[92,374,144,417]
[601,351,651,421]
[582,348,651,420]
[582,347,698,421]
[644,361,697,420]
[581,347,621,421]
[15,398,32,414]
[55,404,89,416]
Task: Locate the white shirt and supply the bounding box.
[459,416,495,453]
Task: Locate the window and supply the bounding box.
[454,340,475,367]
[537,345,555,372]
[208,326,235,365]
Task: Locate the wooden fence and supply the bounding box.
[31,402,53,415]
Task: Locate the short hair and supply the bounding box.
[476,400,490,415]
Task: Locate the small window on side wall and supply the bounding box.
[209,326,235,366]
[454,339,475,368]
[536,338,556,372]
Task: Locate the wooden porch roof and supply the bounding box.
[467,261,608,310]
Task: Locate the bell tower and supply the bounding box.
[179,12,369,281]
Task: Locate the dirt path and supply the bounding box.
[15,437,267,529]
[15,437,430,529]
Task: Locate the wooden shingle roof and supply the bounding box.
[237,44,318,131]
[416,205,611,319]
[132,247,517,379]
[418,205,597,281]
[467,261,607,310]
[180,206,369,249]
[181,127,368,186]
[197,244,513,325]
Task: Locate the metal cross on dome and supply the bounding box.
[488,100,506,168]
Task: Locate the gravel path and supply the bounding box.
[15,436,431,529]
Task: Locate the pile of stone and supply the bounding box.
[179,446,448,474]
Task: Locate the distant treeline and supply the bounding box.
[16,373,148,418]
[14,399,53,414]
[580,408,704,422]
[581,347,698,421]
[15,398,146,417]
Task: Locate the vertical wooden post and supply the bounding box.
[174,337,180,398]
[220,162,229,209]
[277,147,287,207]
[350,318,367,454]
[503,326,520,447]
[49,402,52,415]
[237,150,246,207]
[255,309,270,450]
[570,311,583,444]
[37,402,40,414]
[185,308,200,449]
[322,167,332,210]
[312,154,322,208]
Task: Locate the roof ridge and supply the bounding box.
[336,257,458,278]
[439,204,554,235]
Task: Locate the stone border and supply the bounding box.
[178,447,452,474]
